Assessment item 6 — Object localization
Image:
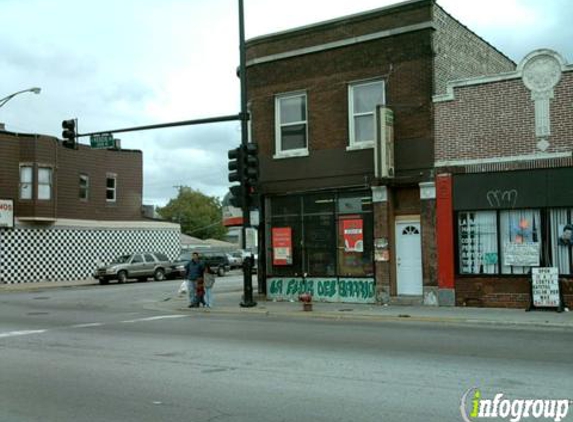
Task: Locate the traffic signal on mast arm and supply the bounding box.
[228,146,243,184]
[228,146,245,208]
[243,143,259,185]
[61,119,77,149]
[229,184,244,208]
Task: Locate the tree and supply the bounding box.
[157,187,227,240]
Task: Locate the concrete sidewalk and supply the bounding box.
[162,287,573,329]
[2,278,571,329]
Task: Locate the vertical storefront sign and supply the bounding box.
[272,227,292,265]
[341,218,363,252]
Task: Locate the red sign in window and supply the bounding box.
[342,218,363,252]
[272,227,292,266]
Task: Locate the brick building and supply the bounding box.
[246,0,514,304]
[0,129,179,284]
[434,49,573,308]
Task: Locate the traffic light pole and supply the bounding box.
[238,0,256,308]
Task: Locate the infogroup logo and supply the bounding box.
[460,388,571,422]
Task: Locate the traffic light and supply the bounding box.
[243,143,259,185]
[61,119,77,149]
[227,143,259,210]
[229,184,244,208]
[228,146,243,184]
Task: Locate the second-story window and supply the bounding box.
[275,92,308,158]
[79,174,89,201]
[19,165,33,200]
[37,167,53,200]
[348,80,385,149]
[106,174,117,203]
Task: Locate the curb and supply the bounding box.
[149,298,573,329]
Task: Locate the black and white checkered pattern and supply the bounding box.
[0,225,180,284]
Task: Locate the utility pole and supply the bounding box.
[238,0,256,308]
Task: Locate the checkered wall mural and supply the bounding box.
[0,226,180,284]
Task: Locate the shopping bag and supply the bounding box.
[177,280,188,296]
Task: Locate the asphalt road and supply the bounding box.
[1,276,572,422]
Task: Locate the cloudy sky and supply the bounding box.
[1,0,572,206]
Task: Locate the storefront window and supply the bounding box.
[338,193,372,214]
[270,215,302,277]
[457,209,547,275]
[550,209,573,275]
[268,191,373,278]
[500,210,541,274]
[304,215,336,276]
[337,193,373,277]
[458,211,498,274]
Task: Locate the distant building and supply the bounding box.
[434,49,573,309]
[246,0,514,304]
[0,129,179,283]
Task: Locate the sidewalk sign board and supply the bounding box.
[529,267,564,312]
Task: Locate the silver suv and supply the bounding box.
[94,252,175,285]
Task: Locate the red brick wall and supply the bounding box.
[456,277,573,309]
[248,31,435,191]
[246,0,432,61]
[0,132,143,221]
[432,6,515,95]
[435,72,573,163]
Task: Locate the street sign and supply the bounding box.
[90,133,114,149]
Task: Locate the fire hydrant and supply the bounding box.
[299,293,313,311]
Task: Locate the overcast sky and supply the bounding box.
[1,0,572,206]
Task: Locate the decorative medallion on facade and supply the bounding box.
[518,49,566,145]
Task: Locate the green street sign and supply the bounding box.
[90,133,115,149]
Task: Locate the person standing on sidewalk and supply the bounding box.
[185,252,205,308]
[203,264,216,308]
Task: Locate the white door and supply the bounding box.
[395,221,423,295]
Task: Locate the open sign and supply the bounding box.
[0,199,14,228]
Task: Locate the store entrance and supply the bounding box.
[395,220,423,295]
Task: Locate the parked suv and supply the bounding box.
[226,252,243,269]
[94,252,175,284]
[175,251,231,277]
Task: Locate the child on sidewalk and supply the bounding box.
[203,265,216,308]
[195,277,207,307]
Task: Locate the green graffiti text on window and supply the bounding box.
[267,277,375,301]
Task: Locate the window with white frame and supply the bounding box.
[275,92,307,156]
[348,80,385,148]
[79,174,89,201]
[106,174,117,202]
[37,167,53,200]
[19,165,33,200]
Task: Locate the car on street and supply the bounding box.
[226,252,243,269]
[93,252,176,284]
[174,251,231,277]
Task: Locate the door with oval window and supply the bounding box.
[395,221,423,295]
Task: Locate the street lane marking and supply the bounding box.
[0,314,187,339]
[120,315,188,324]
[70,323,104,328]
[0,329,47,338]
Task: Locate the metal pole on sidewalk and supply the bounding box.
[239,0,256,308]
